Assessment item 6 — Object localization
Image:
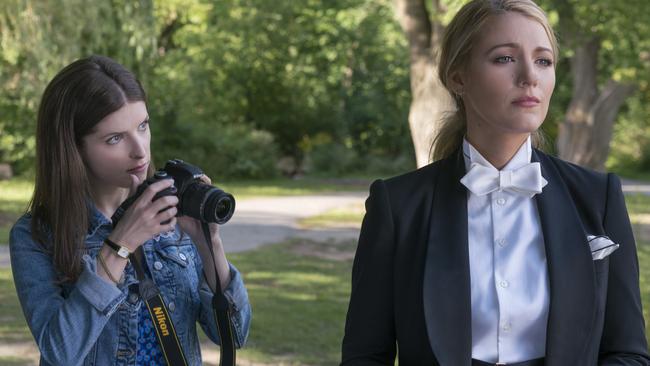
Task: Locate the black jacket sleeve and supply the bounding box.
[599,174,650,365]
[341,179,397,365]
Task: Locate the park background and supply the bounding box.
[0,0,648,364]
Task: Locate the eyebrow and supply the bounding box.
[99,116,150,139]
[485,43,553,55]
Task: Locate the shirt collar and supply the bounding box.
[87,201,112,237]
[462,135,532,172]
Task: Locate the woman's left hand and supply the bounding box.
[176,174,231,291]
[176,175,223,248]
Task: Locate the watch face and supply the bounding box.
[117,247,130,258]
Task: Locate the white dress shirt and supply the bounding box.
[462,137,550,363]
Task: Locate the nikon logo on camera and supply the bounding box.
[153,306,170,336]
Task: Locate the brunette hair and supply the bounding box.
[30,55,153,282]
[431,0,558,161]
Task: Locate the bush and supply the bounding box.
[307,142,360,175]
[306,141,415,177]
[153,123,280,180]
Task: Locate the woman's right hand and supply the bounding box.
[107,175,179,252]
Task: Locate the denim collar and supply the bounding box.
[86,202,112,237]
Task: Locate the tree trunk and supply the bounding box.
[395,0,453,167]
[557,36,636,171]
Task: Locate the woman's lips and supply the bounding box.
[512,100,540,107]
[512,96,540,108]
[127,162,148,174]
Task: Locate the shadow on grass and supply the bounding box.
[229,240,355,366]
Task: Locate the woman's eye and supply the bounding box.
[138,120,149,131]
[537,58,554,67]
[106,135,122,145]
[494,55,514,64]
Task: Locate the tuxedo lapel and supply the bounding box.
[533,150,596,365]
[423,149,472,366]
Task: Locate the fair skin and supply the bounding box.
[449,12,556,169]
[80,101,230,292]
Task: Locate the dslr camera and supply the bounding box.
[112,159,235,225]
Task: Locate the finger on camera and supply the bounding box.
[156,206,178,220]
[160,218,177,233]
[140,178,175,202]
[199,174,212,185]
[151,195,178,212]
[129,174,141,198]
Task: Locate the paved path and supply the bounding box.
[622,179,650,195]
[220,192,364,252]
[2,179,650,268]
[0,192,366,268]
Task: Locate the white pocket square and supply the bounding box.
[587,235,620,260]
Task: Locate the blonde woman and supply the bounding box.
[341,0,649,365]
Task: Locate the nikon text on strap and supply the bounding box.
[129,223,237,366]
[131,249,189,366]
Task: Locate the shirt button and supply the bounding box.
[179,253,187,261]
[497,198,506,205]
[500,280,509,288]
[117,349,134,357]
[128,293,139,303]
[154,261,163,270]
[169,302,176,312]
[497,238,506,247]
[503,323,511,331]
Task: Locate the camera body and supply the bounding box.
[112,159,235,226]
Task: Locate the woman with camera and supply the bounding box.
[341,0,648,365]
[10,55,251,365]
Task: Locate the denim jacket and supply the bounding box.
[10,207,251,366]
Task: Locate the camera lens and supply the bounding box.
[180,181,235,224]
[204,191,235,224]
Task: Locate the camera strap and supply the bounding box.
[131,249,189,366]
[201,222,236,366]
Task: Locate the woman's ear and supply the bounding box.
[448,69,465,96]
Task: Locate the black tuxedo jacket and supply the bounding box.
[341,148,649,365]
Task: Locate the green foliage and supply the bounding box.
[167,0,412,167]
[308,140,415,176]
[1,0,648,179]
[152,121,280,179]
[0,0,158,174]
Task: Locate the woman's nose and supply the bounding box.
[129,137,147,159]
[518,61,539,87]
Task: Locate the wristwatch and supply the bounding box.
[104,238,131,259]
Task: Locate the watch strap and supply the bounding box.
[105,238,131,258]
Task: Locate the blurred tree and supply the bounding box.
[542,0,650,171]
[394,0,455,167]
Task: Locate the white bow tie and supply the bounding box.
[460,162,548,198]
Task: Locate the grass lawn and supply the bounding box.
[227,240,353,365]
[221,178,368,199]
[0,179,32,245]
[298,203,365,229]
